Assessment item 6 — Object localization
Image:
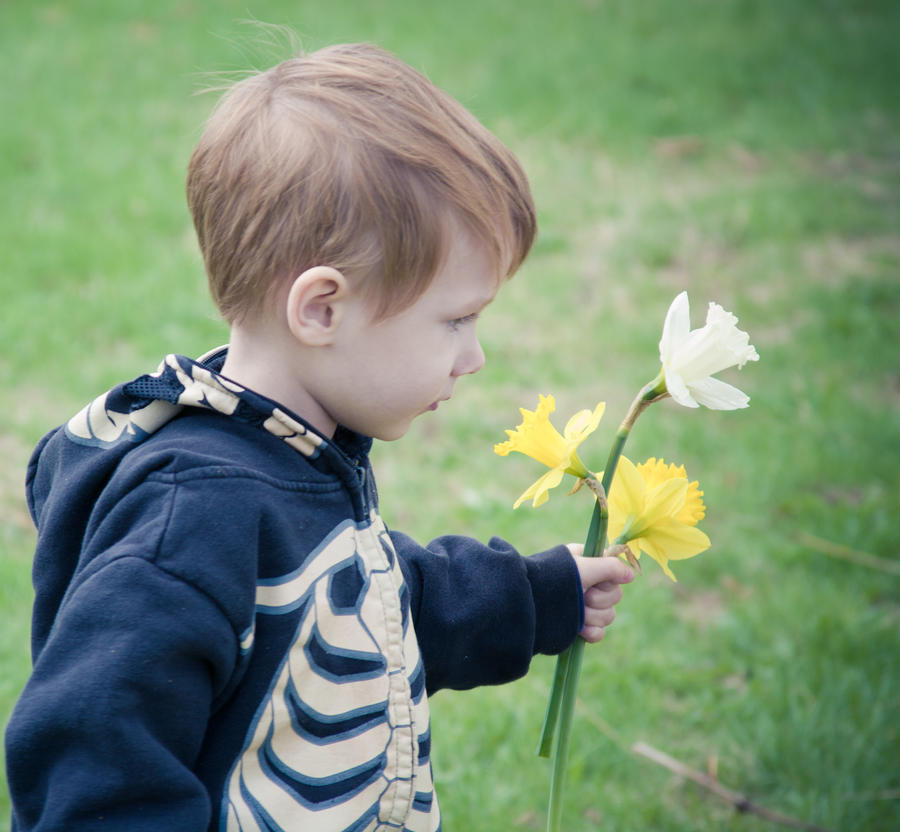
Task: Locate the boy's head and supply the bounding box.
[187,42,536,325]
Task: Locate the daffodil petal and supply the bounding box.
[608,455,645,515]
[659,290,691,364]
[641,521,711,560]
[687,376,750,410]
[663,367,699,408]
[641,478,688,528]
[639,525,709,583]
[563,401,605,442]
[530,467,567,507]
[563,409,593,438]
[513,466,566,509]
[606,516,626,544]
[607,456,648,542]
[639,539,679,581]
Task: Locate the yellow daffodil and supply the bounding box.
[659,291,759,409]
[606,455,710,581]
[494,394,605,508]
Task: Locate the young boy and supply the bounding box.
[5,43,633,831]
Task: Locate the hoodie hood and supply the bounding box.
[24,347,371,658]
[27,347,338,521]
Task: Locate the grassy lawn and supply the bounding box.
[2,1,898,830]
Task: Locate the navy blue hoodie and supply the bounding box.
[5,349,582,831]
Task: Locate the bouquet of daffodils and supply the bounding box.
[494,291,759,832]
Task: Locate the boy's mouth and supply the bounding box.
[427,395,451,412]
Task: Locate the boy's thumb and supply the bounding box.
[576,555,635,588]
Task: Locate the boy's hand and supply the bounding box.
[567,543,635,643]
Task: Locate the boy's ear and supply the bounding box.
[285,266,350,346]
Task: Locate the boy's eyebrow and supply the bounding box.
[451,291,497,317]
[473,277,504,308]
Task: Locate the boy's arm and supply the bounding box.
[390,531,581,693]
[5,555,236,831]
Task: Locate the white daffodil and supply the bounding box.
[659,291,759,409]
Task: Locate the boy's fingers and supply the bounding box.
[580,609,616,644]
[584,584,623,609]
[580,627,607,643]
[583,604,616,628]
[574,555,633,643]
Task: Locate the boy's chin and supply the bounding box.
[368,419,414,442]
[358,407,437,442]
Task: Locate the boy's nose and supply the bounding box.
[452,337,485,377]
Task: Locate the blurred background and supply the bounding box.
[1,1,898,829]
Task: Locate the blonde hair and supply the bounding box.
[186,43,537,323]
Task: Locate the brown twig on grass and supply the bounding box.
[630,741,835,832]
[796,531,900,575]
[572,702,835,832]
[843,789,900,802]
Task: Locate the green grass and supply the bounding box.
[2,1,898,830]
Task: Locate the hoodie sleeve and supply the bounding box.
[389,531,583,694]
[5,554,237,831]
[6,557,234,832]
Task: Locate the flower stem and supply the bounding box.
[536,494,604,759]
[619,369,668,435]
[546,637,585,831]
[536,646,571,758]
[544,507,605,829]
[542,371,667,832]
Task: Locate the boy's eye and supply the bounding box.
[448,312,479,331]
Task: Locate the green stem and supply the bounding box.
[536,495,605,758]
[546,637,585,831]
[544,504,606,829]
[536,647,571,758]
[543,372,667,832]
[601,429,628,493]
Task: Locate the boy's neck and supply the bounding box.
[220,322,338,439]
